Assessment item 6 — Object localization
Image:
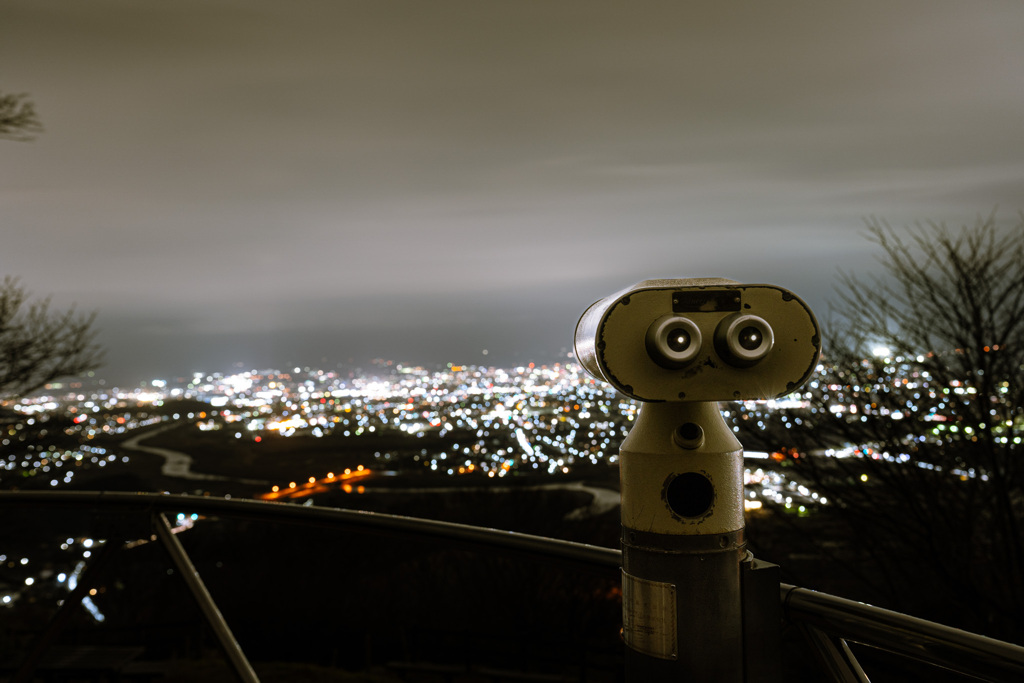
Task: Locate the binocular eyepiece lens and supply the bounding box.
[646,315,702,368]
[667,329,692,353]
[737,326,763,351]
[646,313,774,370]
[715,313,774,367]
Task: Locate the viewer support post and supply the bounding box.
[575,278,820,681]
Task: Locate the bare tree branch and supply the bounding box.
[0,277,103,398]
[0,92,43,141]
[749,212,1024,640]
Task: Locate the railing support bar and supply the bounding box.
[154,512,260,683]
[799,623,871,683]
[838,639,871,682]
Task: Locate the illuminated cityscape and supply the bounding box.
[1,347,1016,645]
[0,359,844,616]
[1,360,828,493]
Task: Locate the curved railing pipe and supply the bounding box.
[3,491,1023,682]
[0,490,622,570]
[781,583,1024,682]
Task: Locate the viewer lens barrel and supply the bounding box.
[715,313,773,367]
[646,316,702,368]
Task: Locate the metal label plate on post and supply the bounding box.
[622,569,677,660]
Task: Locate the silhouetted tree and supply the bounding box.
[752,212,1024,639]
[1,93,102,397]
[0,92,42,141]
[0,277,103,398]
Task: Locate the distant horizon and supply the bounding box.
[35,350,580,392]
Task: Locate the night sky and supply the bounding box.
[4,1,1024,384]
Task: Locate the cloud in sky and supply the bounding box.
[3,1,1023,382]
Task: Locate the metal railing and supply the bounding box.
[1,490,1023,682]
[780,584,1024,682]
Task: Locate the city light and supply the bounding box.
[3,350,1008,627]
[0,360,848,516]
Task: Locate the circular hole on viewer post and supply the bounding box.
[665,472,714,519]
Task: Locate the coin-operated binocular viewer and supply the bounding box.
[575,279,820,682]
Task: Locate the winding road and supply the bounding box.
[121,424,267,485]
[120,423,619,518]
